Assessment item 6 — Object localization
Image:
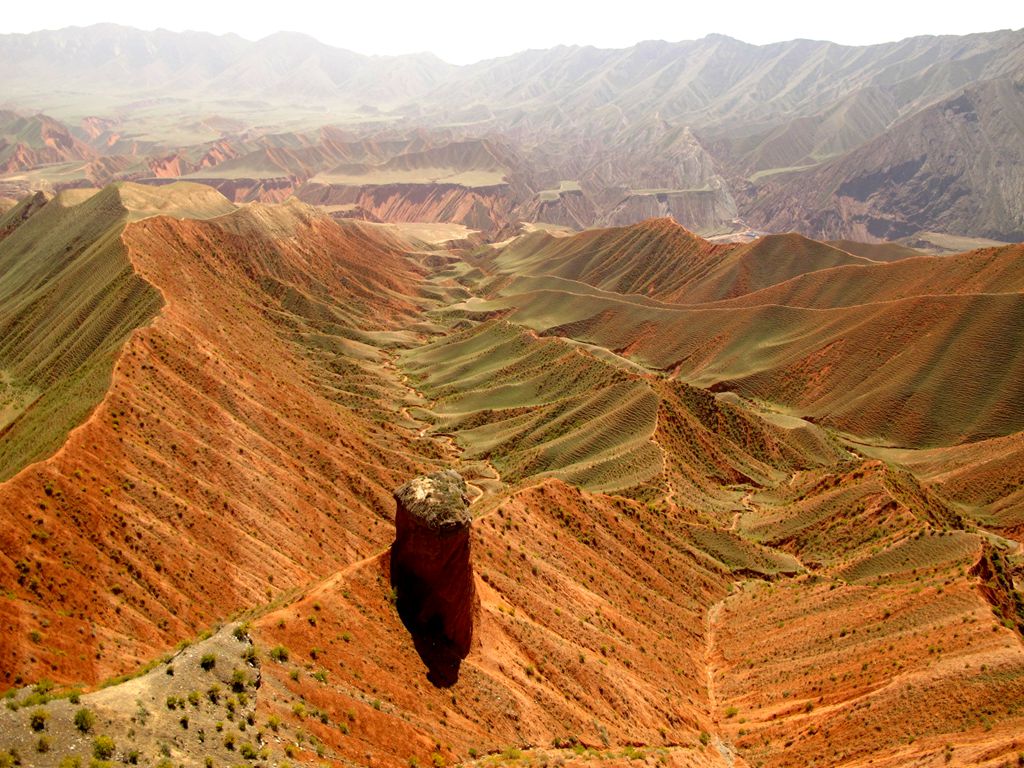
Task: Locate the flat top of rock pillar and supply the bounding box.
[394,470,472,531]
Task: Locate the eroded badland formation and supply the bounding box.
[0,21,1023,768]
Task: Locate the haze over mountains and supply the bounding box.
[1,24,1023,241]
[1,18,1024,768]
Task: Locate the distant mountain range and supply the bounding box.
[1,24,1022,240]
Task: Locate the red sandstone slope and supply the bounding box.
[0,190,442,688]
[251,480,733,768]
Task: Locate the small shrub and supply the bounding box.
[29,708,48,731]
[239,743,258,759]
[699,731,710,747]
[269,646,289,662]
[59,758,82,768]
[75,707,95,733]
[200,654,217,671]
[36,736,50,753]
[93,735,116,760]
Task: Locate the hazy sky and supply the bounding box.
[3,0,1021,64]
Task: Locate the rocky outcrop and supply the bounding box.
[390,471,477,670]
[971,545,1024,637]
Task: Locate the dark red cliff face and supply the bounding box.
[390,471,477,685]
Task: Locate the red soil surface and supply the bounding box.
[0,200,442,688]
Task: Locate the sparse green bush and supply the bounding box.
[269,646,289,662]
[75,707,95,733]
[93,735,116,760]
[239,743,258,760]
[29,708,48,731]
[200,654,217,671]
[36,736,50,753]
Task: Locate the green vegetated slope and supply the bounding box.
[0,182,236,480]
[472,222,1024,450]
[401,319,845,511]
[491,218,871,304]
[709,243,1024,309]
[0,190,49,240]
[825,239,923,262]
[402,319,664,494]
[739,460,968,568]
